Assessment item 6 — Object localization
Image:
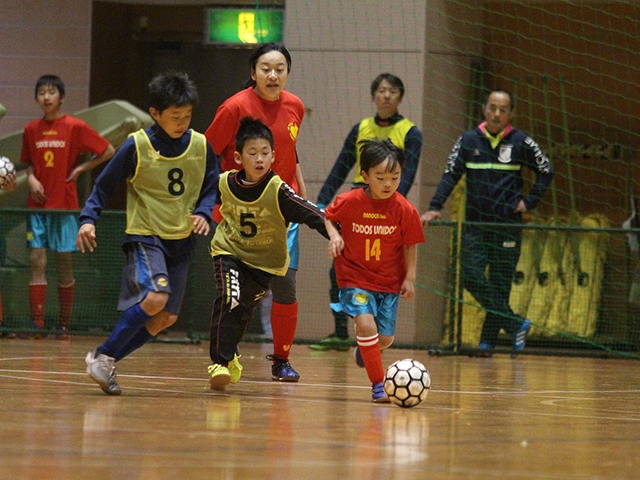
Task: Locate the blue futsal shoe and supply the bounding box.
[513,319,531,352]
[266,355,300,382]
[477,342,494,358]
[372,382,390,403]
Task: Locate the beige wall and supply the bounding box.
[0,1,94,136]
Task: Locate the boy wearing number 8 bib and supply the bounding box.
[77,72,219,395]
[324,138,425,403]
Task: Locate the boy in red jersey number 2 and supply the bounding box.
[21,75,115,339]
[324,138,425,403]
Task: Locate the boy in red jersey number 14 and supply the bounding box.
[324,138,425,403]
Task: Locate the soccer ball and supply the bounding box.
[384,358,431,408]
[0,156,16,187]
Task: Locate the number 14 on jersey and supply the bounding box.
[365,238,381,261]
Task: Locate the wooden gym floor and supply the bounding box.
[0,336,639,480]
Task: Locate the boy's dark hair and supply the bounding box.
[148,71,198,113]
[35,75,65,98]
[484,89,514,110]
[370,73,405,99]
[235,117,274,153]
[359,138,405,173]
[243,43,292,88]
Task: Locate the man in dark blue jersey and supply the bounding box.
[422,90,553,356]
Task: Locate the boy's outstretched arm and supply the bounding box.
[325,218,344,259]
[78,138,137,228]
[278,181,328,238]
[76,137,138,254]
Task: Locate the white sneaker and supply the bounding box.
[85,349,117,390]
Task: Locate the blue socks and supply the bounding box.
[98,304,152,358]
[113,327,154,361]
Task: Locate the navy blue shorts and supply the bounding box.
[117,242,189,314]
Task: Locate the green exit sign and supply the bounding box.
[205,7,284,45]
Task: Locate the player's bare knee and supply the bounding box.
[379,335,394,349]
[146,312,176,335]
[158,313,177,330]
[354,316,377,337]
[141,291,169,316]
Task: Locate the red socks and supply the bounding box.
[29,283,75,328]
[58,282,75,327]
[29,283,47,328]
[271,301,298,361]
[357,334,384,384]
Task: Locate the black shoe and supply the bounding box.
[55,325,70,340]
[18,323,47,339]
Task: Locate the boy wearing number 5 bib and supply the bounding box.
[206,117,327,391]
[324,138,425,403]
[77,72,219,395]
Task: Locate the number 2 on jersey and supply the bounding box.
[44,150,54,167]
[365,238,381,261]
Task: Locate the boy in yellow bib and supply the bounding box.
[207,117,327,390]
[77,72,219,395]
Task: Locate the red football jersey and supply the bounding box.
[205,87,304,192]
[325,188,425,293]
[21,115,110,209]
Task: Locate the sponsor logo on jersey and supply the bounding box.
[498,144,513,163]
[352,222,397,235]
[35,139,66,148]
[362,212,387,219]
